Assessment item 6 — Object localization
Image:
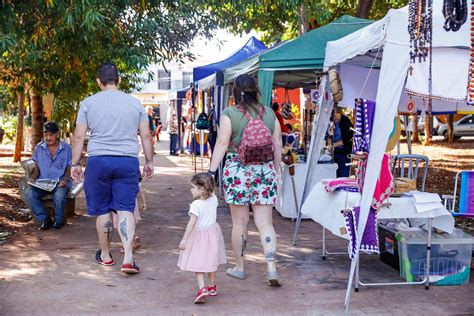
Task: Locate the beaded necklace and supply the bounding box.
[467,1,474,105]
[408,0,433,64]
[443,0,468,31]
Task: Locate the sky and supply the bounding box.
[189,29,260,65]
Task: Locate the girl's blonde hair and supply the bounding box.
[191,172,214,199]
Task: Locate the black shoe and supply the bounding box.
[38,218,53,230]
[52,222,63,230]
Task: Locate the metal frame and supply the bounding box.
[392,154,429,192]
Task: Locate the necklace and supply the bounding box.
[443,0,468,31]
[408,0,433,64]
[467,1,474,105]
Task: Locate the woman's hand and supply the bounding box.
[179,238,187,250]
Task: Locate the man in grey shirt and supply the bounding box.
[71,63,154,275]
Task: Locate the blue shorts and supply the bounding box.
[84,156,140,216]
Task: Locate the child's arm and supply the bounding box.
[179,214,197,250]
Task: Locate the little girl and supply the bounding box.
[178,173,226,304]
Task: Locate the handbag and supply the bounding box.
[281,89,293,119]
[196,112,210,130]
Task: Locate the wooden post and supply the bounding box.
[13,90,25,162]
[447,114,454,144]
[412,113,419,143]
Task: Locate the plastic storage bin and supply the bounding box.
[396,229,474,286]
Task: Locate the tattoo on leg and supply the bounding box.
[120,218,128,241]
[264,236,271,243]
[241,235,247,257]
[265,251,276,262]
[104,220,113,243]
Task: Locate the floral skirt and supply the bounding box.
[222,153,278,205]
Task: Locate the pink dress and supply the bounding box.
[178,195,227,273]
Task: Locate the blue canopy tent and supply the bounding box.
[193,36,267,123]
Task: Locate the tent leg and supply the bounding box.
[355,255,360,292]
[425,218,432,290]
[292,200,303,246]
[322,228,327,260]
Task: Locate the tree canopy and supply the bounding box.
[202,0,408,45]
[0,0,218,103]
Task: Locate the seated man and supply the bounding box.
[26,121,72,230]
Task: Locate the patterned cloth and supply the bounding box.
[222,153,278,205]
[343,206,379,259]
[322,178,359,193]
[356,153,395,210]
[353,99,375,154]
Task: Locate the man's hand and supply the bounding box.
[58,180,67,187]
[28,176,37,183]
[142,161,154,180]
[71,166,83,182]
[179,239,187,250]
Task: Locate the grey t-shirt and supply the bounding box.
[76,90,148,157]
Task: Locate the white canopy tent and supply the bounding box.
[301,1,471,310]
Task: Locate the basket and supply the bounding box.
[393,177,417,195]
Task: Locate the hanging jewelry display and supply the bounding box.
[443,0,468,31]
[408,0,433,63]
[467,0,474,105]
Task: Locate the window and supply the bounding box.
[157,70,171,90]
[182,72,193,88]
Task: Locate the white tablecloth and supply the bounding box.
[301,182,455,239]
[276,163,338,219]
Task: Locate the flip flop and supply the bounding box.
[267,271,282,287]
[226,267,246,280]
[95,250,115,266]
[121,262,140,275]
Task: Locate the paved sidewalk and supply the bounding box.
[0,140,473,315]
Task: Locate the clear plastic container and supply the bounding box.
[396,229,474,285]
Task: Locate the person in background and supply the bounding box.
[271,102,289,145]
[146,106,157,154]
[26,121,72,230]
[167,111,179,156]
[180,116,187,154]
[331,107,353,177]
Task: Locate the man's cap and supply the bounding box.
[43,121,59,133]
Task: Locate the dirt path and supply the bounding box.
[0,140,473,315]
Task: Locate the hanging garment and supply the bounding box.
[353,99,376,154]
[343,206,379,259]
[357,153,395,210]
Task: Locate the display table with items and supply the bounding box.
[300,181,474,289]
[276,163,337,219]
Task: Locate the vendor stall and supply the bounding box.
[297,1,472,310]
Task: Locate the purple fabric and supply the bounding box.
[343,206,379,259]
[335,187,360,192]
[353,99,376,154]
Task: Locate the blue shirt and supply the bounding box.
[32,141,72,188]
[333,122,344,149]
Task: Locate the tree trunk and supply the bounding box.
[447,114,454,144]
[423,114,432,145]
[355,0,374,19]
[13,90,25,162]
[30,88,44,151]
[298,3,309,35]
[412,114,419,143]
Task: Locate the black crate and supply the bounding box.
[378,224,400,271]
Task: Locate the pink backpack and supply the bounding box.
[232,106,274,165]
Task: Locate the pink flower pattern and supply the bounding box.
[222,153,278,205]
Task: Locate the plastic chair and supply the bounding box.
[392,154,429,192]
[442,171,474,218]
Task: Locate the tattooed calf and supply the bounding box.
[104,220,113,243]
[241,235,248,257]
[265,251,276,262]
[120,218,128,241]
